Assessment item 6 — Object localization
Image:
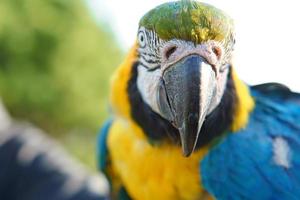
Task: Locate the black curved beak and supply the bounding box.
[158,55,216,157]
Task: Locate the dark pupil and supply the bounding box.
[140,35,144,42]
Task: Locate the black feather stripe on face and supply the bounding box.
[127,62,237,149]
[127,62,180,145]
[195,69,236,148]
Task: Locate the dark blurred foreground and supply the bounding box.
[0,100,109,200]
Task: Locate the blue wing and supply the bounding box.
[97,119,113,176]
[97,119,132,200]
[201,84,300,200]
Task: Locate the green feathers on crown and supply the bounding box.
[139,0,234,45]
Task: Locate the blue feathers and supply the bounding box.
[97,119,113,172]
[200,87,300,200]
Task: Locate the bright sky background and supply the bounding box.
[87,0,300,92]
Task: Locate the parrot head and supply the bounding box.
[111,0,253,157]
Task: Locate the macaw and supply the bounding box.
[98,1,300,199]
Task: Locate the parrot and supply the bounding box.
[97,1,300,199]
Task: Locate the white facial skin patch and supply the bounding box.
[207,66,229,114]
[137,65,161,114]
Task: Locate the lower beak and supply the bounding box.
[158,54,216,157]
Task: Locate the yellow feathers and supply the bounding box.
[230,68,255,132]
[110,44,138,120]
[107,119,210,200]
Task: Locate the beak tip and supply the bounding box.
[182,150,192,157]
[181,142,196,157]
[179,125,199,157]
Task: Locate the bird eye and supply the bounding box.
[138,31,146,48]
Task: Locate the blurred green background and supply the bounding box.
[0,0,123,170]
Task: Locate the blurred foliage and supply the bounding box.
[0,0,123,168]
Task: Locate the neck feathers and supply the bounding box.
[110,44,138,120]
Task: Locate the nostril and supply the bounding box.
[212,46,222,60]
[165,46,177,60]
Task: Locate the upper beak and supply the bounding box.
[157,54,216,157]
